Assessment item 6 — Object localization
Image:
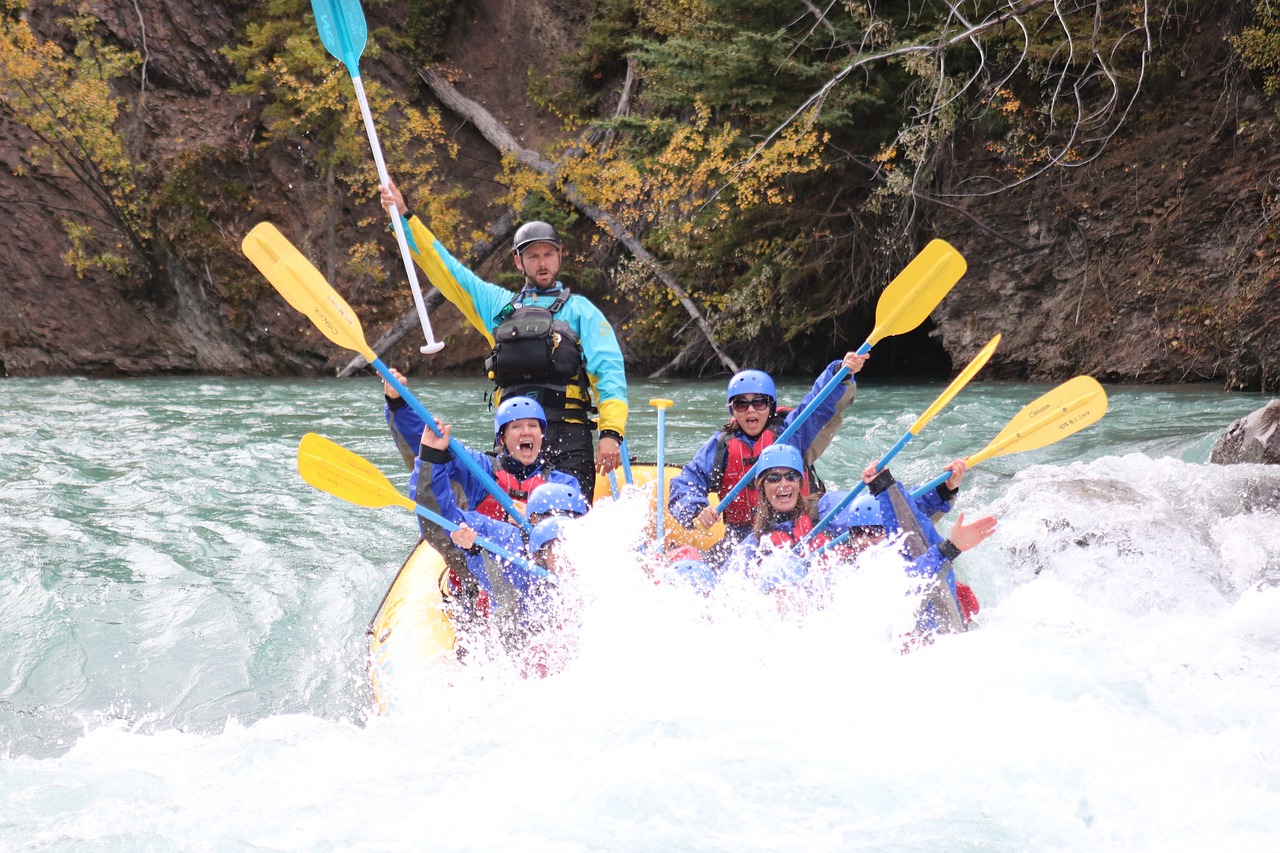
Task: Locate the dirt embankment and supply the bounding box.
[1,1,1278,392]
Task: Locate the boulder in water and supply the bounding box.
[1211,400,1280,464]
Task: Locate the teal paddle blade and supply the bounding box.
[311,0,368,74]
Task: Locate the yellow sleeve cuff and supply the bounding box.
[597,398,628,438]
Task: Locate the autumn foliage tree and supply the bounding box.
[488,0,1163,373]
[222,0,465,300]
[0,2,157,289]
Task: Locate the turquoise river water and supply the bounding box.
[2,374,1279,851]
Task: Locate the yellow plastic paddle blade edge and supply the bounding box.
[242,222,375,361]
[865,239,967,347]
[909,333,1001,435]
[592,465,725,551]
[970,375,1108,465]
[297,433,415,511]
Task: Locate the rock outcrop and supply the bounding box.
[1211,400,1280,465]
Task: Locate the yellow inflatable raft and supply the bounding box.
[367,464,724,713]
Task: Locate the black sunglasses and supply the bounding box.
[760,470,802,485]
[730,396,772,413]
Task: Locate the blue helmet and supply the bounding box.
[526,482,588,518]
[670,559,717,594]
[726,369,776,404]
[755,443,804,479]
[530,517,570,552]
[845,492,884,529]
[494,396,547,443]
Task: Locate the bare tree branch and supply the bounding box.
[418,67,739,374]
[706,0,1152,211]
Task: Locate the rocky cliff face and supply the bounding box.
[1,0,1278,391]
[932,21,1280,391]
[1,1,272,377]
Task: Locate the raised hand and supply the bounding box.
[949,512,997,552]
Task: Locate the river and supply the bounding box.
[2,374,1278,851]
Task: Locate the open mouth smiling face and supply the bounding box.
[730,395,772,437]
[503,419,544,465]
[761,469,801,512]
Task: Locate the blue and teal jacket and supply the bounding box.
[399,215,629,438]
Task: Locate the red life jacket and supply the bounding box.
[445,568,491,618]
[767,513,831,554]
[711,415,819,527]
[475,466,549,520]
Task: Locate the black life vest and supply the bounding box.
[485,288,594,423]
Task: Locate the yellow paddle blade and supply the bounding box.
[865,239,967,347]
[242,222,376,361]
[969,375,1108,466]
[908,333,1001,435]
[297,433,416,511]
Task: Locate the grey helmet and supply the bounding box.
[513,221,562,254]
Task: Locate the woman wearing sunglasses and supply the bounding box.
[724,443,877,591]
[726,445,993,630]
[668,351,868,568]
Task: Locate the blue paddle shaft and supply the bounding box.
[372,356,532,533]
[813,528,851,557]
[620,438,634,486]
[798,427,913,549]
[716,347,864,514]
[655,411,667,544]
[911,472,951,500]
[410,504,550,580]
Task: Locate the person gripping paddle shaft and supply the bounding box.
[380,180,628,501]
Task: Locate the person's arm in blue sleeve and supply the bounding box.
[800,352,868,464]
[567,296,629,439]
[425,237,515,340]
[785,353,865,457]
[914,483,956,519]
[668,434,722,527]
[864,463,994,608]
[914,458,967,520]
[387,397,427,472]
[412,448,466,536]
[382,368,427,472]
[444,444,500,511]
[410,427,498,595]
